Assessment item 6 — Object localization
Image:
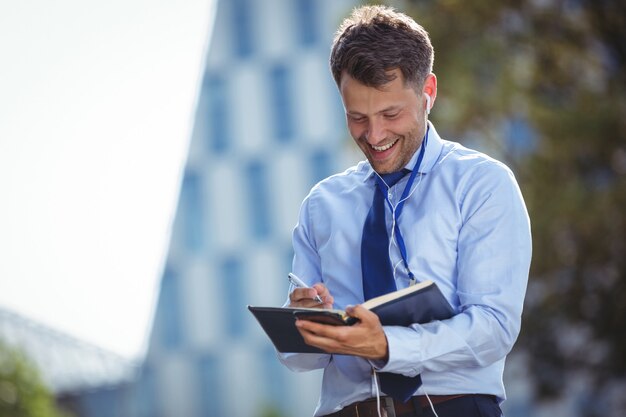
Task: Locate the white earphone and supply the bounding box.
[425,94,431,115]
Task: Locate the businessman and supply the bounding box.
[279,5,532,417]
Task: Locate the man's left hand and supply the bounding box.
[295,304,389,361]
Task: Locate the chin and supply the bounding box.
[370,161,399,174]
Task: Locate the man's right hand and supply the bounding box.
[288,283,334,309]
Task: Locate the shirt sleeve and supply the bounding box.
[276,190,332,371]
[377,161,532,377]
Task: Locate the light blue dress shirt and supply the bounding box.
[279,123,532,416]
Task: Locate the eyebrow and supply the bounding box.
[347,105,402,117]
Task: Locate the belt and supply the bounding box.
[324,394,470,417]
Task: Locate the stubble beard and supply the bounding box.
[361,130,422,174]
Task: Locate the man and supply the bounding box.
[279,5,531,417]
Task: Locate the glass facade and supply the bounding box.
[244,159,272,240]
[204,74,230,154]
[295,0,318,47]
[231,0,254,58]
[180,169,205,252]
[156,266,183,350]
[268,63,295,142]
[221,256,246,339]
[195,353,225,417]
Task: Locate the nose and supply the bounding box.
[365,119,386,144]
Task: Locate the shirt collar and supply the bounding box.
[363,121,444,182]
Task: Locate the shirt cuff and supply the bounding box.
[277,351,331,371]
[373,326,423,377]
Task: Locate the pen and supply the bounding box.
[288,273,324,304]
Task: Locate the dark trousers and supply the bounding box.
[322,394,502,417]
[411,395,502,417]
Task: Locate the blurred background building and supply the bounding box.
[136,0,359,416]
[0,307,138,415]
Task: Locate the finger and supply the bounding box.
[289,288,324,307]
[295,318,330,337]
[295,321,348,353]
[312,283,330,298]
[300,332,341,354]
[311,283,335,308]
[295,318,324,333]
[321,294,334,308]
[311,282,326,293]
[290,287,318,302]
[345,305,381,327]
[296,328,333,353]
[296,319,348,341]
[288,288,303,302]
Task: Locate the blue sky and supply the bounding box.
[0,0,214,358]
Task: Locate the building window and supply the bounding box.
[269,64,295,142]
[135,365,157,417]
[196,354,224,416]
[231,0,254,58]
[157,266,183,350]
[295,0,318,47]
[310,148,334,185]
[262,346,287,411]
[283,242,295,280]
[221,256,245,339]
[180,169,204,252]
[204,74,230,153]
[245,160,272,239]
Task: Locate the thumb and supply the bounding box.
[345,304,372,320]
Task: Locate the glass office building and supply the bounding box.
[138,1,359,416]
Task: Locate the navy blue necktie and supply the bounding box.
[361,170,422,403]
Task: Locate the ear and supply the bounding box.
[422,73,437,113]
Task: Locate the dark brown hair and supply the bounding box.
[330,5,434,89]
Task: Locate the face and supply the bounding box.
[339,69,436,174]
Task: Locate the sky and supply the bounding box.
[0,0,214,359]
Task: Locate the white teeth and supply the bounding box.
[372,139,398,152]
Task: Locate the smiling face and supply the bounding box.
[339,69,436,174]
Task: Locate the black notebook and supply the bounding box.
[248,280,454,353]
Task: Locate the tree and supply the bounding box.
[401,0,625,414]
[0,340,70,417]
